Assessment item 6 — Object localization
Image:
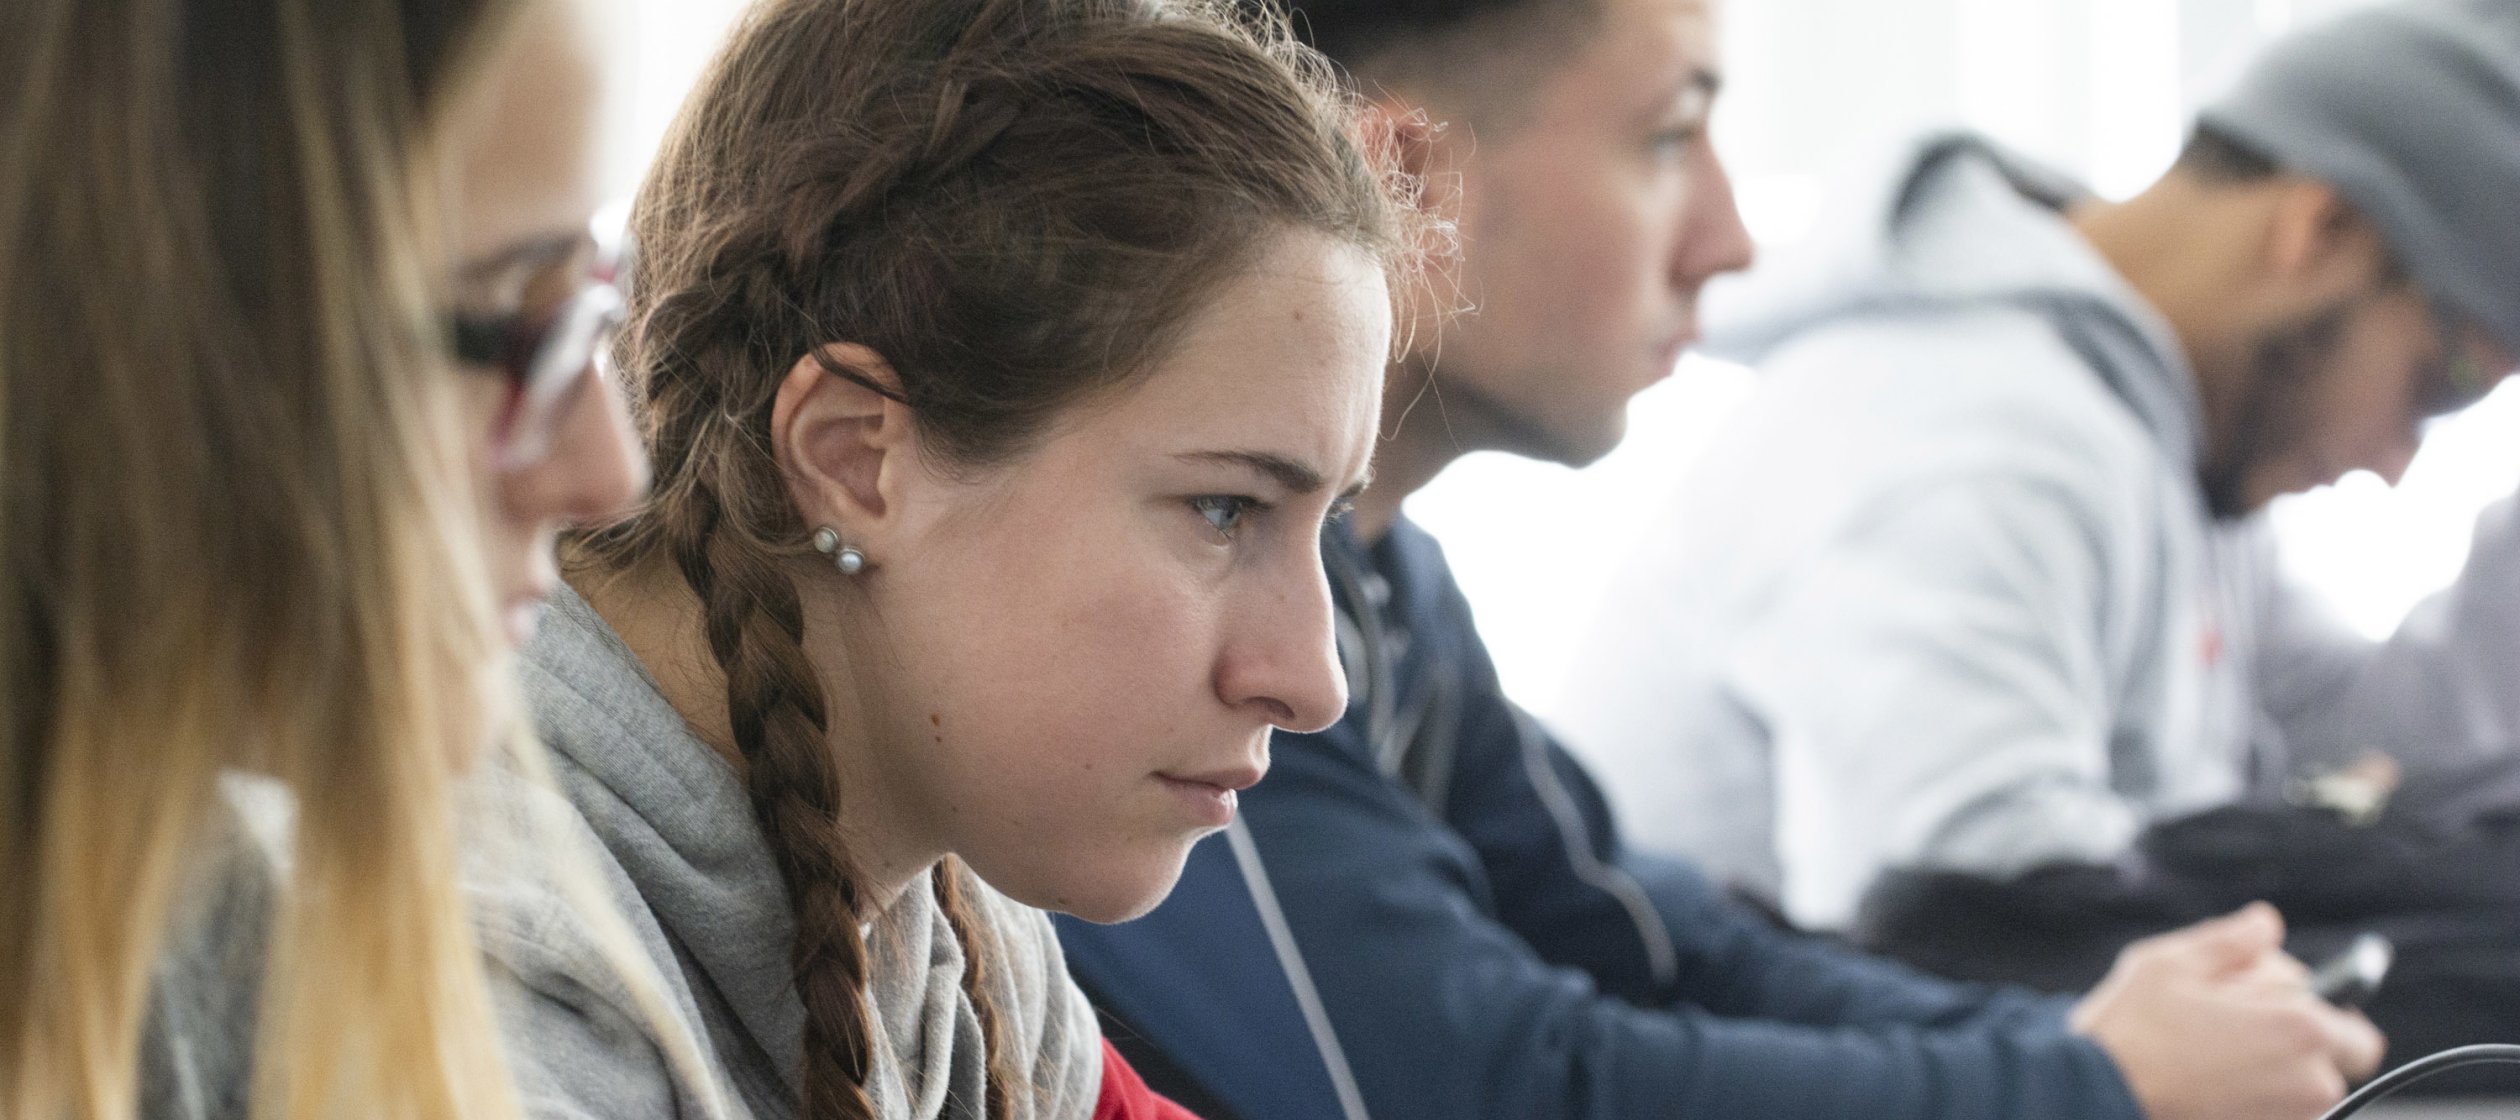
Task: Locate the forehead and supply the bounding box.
[1542,0,1717,114]
[1039,234,1391,474]
[439,0,605,265]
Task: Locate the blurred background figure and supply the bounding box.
[1560,0,2520,1082]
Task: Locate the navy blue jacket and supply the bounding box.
[1059,518,2145,1120]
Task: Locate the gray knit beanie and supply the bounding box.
[2197,0,2520,353]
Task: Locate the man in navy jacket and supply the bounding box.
[1057,0,2384,1115]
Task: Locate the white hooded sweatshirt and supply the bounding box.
[1557,133,2520,930]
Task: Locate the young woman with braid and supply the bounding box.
[7,0,668,1117]
[507,0,1419,1116]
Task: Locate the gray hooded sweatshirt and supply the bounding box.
[1559,133,2520,930]
[507,583,1104,1119]
[139,584,1102,1120]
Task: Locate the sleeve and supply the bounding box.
[1415,563,2082,1035]
[1244,710,2143,1120]
[2265,494,2520,773]
[141,819,274,1120]
[465,767,735,1120]
[491,959,691,1120]
[1094,1041,1205,1120]
[1712,472,2143,928]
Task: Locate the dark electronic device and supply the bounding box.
[2307,932,2393,1010]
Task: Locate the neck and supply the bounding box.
[569,553,936,913]
[2064,185,2255,447]
[1349,361,1485,542]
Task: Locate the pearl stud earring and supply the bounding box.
[811,526,867,575]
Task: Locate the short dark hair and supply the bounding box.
[2174,121,2282,183]
[1278,0,1556,66]
[1278,0,1599,115]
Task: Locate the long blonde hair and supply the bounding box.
[1,1,538,1117]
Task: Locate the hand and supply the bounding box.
[2071,903,2386,1120]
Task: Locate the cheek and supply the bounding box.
[898,523,1230,917]
[902,509,1221,795]
[2313,334,2429,455]
[455,374,511,478]
[1467,168,1675,366]
[454,377,536,549]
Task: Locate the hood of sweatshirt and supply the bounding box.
[515,584,1101,1120]
[522,584,811,1097]
[1703,132,2209,470]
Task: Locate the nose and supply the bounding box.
[1671,136,1755,291]
[1214,548,1350,735]
[502,362,648,528]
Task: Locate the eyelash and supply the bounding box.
[1189,495,1359,541]
[1192,495,1264,540]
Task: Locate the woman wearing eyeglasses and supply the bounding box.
[500,0,1423,1115]
[2,0,651,1116]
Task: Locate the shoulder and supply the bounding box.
[1369,517,1484,649]
[461,752,735,1120]
[1718,308,2170,524]
[143,779,286,1120]
[1786,308,2143,438]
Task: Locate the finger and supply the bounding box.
[2314,1005,2389,1082]
[2223,951,2313,996]
[2179,902,2287,975]
[2299,1061,2351,1116]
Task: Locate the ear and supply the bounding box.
[1356,91,1466,370]
[2261,179,2392,302]
[1357,92,1448,183]
[769,343,919,557]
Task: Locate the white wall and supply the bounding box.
[598,0,2520,722]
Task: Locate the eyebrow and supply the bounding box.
[456,231,587,285]
[1177,450,1373,499]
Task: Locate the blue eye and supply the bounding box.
[1191,495,1257,538]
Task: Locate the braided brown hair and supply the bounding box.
[575,0,1415,1114]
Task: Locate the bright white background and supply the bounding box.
[600,0,2520,721]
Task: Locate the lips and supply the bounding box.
[1154,761,1267,829]
[1158,762,1268,792]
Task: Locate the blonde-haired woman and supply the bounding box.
[2,0,644,1116]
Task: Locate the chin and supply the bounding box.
[1547,415,1630,469]
[1012,843,1201,925]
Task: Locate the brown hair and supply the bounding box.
[578,0,1416,1114]
[3,1,539,1117]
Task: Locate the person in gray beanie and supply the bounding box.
[1563,0,2520,1068]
